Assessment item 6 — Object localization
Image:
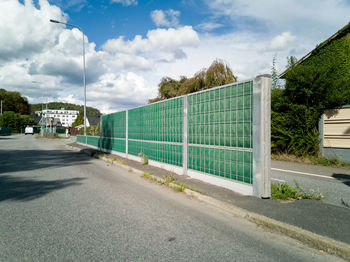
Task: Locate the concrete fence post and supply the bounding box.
[126,110,129,158]
[183,96,188,175]
[252,76,271,198]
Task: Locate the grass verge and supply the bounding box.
[272,153,350,169]
[142,173,200,193]
[271,181,323,201]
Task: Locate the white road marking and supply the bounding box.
[271,178,286,183]
[271,168,350,181]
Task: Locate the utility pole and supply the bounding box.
[1,100,2,115]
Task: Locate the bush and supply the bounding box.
[271,104,320,156]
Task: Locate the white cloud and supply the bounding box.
[2,0,350,115]
[150,9,180,27]
[0,1,198,113]
[204,0,350,39]
[102,26,200,66]
[196,22,223,32]
[103,26,199,54]
[268,32,296,51]
[111,0,138,7]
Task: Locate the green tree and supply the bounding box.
[30,102,101,116]
[149,59,237,103]
[204,59,237,88]
[272,32,350,156]
[72,113,84,127]
[0,111,37,132]
[271,54,281,90]
[0,89,30,114]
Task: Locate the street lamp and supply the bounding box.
[50,19,87,138]
[32,81,47,136]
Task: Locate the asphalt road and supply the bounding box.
[0,135,344,261]
[271,161,350,208]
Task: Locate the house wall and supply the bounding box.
[320,106,350,163]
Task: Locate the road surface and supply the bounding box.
[0,135,344,261]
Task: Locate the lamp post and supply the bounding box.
[50,19,87,138]
[32,81,47,136]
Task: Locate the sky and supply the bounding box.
[1,0,350,114]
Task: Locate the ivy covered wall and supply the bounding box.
[272,25,350,156]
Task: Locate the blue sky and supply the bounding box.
[1,0,350,113]
[48,0,235,47]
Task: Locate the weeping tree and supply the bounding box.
[149,59,237,103]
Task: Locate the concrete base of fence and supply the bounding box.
[148,160,184,176]
[77,141,253,195]
[187,169,253,196]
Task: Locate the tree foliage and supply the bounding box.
[272,32,350,156]
[0,111,37,132]
[30,102,101,116]
[0,89,30,114]
[271,55,281,90]
[149,59,237,103]
[72,113,84,127]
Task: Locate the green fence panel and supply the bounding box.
[101,111,126,139]
[128,140,183,167]
[128,97,183,142]
[0,127,12,135]
[87,136,100,148]
[187,81,254,184]
[77,135,85,144]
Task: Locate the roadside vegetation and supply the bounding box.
[272,28,350,157]
[272,153,350,169]
[148,59,237,103]
[271,181,323,201]
[142,172,200,193]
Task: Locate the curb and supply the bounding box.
[69,144,350,261]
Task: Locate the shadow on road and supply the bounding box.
[0,149,90,174]
[0,137,13,140]
[332,173,350,187]
[0,175,85,202]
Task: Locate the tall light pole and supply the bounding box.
[50,19,87,138]
[32,81,46,136]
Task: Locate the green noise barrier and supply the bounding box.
[77,76,271,198]
[0,127,12,136]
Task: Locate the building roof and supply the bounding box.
[279,22,350,78]
[87,115,101,126]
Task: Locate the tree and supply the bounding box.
[0,111,37,132]
[286,56,298,69]
[0,89,30,114]
[149,59,237,103]
[72,113,84,127]
[271,54,281,90]
[30,102,101,116]
[272,33,350,156]
[204,59,237,88]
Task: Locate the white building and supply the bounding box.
[35,108,79,127]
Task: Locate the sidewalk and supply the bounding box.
[70,143,350,259]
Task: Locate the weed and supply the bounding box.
[271,181,323,201]
[164,174,175,185]
[116,159,126,165]
[138,152,149,165]
[272,153,350,169]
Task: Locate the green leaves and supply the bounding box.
[273,33,350,156]
[149,59,237,103]
[0,111,37,132]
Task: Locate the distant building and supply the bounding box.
[75,115,101,129]
[35,108,79,127]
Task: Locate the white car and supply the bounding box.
[25,126,34,135]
